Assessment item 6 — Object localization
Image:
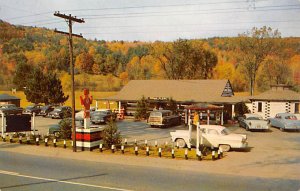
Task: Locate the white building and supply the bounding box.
[249,85,300,119]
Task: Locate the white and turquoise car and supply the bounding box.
[238,113,269,131]
[268,113,300,132]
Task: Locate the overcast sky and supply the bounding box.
[0,0,300,41]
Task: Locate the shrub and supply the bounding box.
[103,119,122,148]
[134,96,149,120]
[59,118,72,139]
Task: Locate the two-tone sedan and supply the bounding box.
[268,113,300,132]
[238,113,269,131]
[170,125,248,152]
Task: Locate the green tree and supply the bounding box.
[24,68,68,105]
[13,61,31,90]
[165,98,178,114]
[24,67,48,104]
[238,26,281,95]
[59,118,72,139]
[134,96,149,120]
[234,102,250,117]
[46,73,69,105]
[103,120,122,148]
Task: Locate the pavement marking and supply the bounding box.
[0,170,133,191]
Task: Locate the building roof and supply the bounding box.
[0,94,20,101]
[99,80,245,104]
[250,89,300,101]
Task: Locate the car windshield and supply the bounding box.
[247,117,262,120]
[150,112,162,117]
[220,128,231,135]
[26,106,34,109]
[54,107,62,111]
[94,111,108,115]
[285,115,297,120]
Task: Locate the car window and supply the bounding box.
[247,117,262,120]
[207,129,219,135]
[221,128,230,135]
[285,115,297,120]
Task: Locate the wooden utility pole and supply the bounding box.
[54,12,84,152]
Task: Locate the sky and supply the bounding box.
[0,0,300,41]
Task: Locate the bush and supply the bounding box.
[59,118,72,139]
[103,119,122,148]
[134,96,149,120]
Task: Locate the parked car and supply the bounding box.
[39,105,56,117]
[0,104,23,115]
[91,109,116,124]
[238,113,269,131]
[48,118,84,136]
[148,110,181,128]
[23,104,43,115]
[170,125,248,152]
[268,113,300,131]
[48,106,72,119]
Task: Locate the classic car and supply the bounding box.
[23,104,43,115]
[268,113,300,131]
[0,104,23,115]
[48,118,84,137]
[148,110,181,128]
[48,106,72,119]
[39,105,56,117]
[238,113,269,131]
[170,125,248,152]
[91,109,116,124]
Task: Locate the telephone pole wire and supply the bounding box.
[54,11,85,152]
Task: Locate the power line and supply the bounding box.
[73,19,300,30]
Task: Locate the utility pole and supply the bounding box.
[54,12,84,152]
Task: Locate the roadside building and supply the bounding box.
[249,85,300,119]
[95,80,245,121]
[0,94,21,107]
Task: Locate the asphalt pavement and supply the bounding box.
[1,150,299,191]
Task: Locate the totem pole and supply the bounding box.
[80,88,93,129]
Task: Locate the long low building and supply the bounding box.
[95,80,246,120]
[249,85,300,119]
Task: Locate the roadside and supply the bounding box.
[1,126,300,181]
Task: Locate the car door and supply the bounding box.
[203,128,220,147]
[272,114,281,128]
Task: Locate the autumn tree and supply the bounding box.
[75,52,94,73]
[153,39,217,80]
[238,26,281,95]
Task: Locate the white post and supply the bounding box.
[84,118,90,129]
[221,108,224,125]
[196,122,200,156]
[1,113,5,138]
[95,100,98,110]
[32,112,35,136]
[232,104,235,120]
[118,101,121,114]
[188,112,192,149]
[207,110,210,125]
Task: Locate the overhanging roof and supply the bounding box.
[0,94,20,101]
[97,80,245,104]
[250,89,300,101]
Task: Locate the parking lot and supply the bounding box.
[1,116,299,179]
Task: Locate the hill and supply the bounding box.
[0,20,299,93]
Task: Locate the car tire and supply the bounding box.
[267,121,272,129]
[280,126,285,132]
[175,138,186,148]
[246,125,249,131]
[219,144,231,152]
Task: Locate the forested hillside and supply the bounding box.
[1,20,299,94]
